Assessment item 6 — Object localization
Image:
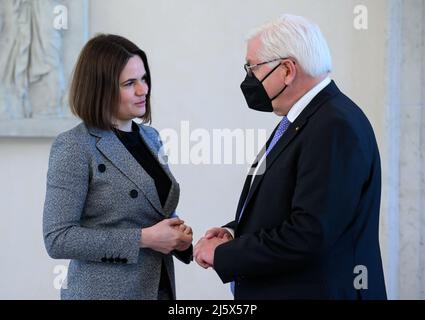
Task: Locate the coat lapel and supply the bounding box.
[88,127,166,216]
[237,81,341,224]
[138,126,180,217]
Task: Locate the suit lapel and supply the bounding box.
[89,127,165,216]
[237,81,341,224]
[240,122,303,221]
[235,175,253,221]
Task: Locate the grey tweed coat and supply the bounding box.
[43,122,190,300]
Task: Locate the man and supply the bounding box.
[194,14,386,300]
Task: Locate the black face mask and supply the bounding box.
[240,64,288,112]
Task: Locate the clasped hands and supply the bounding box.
[193,227,233,269]
[141,218,193,254]
[141,220,233,269]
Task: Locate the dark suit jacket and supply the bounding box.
[214,81,387,300]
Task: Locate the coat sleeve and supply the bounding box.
[150,126,194,264]
[43,133,141,264]
[214,119,370,283]
[172,246,193,264]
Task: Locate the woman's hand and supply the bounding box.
[140,218,193,254]
[172,223,193,251]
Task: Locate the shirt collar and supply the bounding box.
[286,77,331,123]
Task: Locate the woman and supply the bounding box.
[43,34,193,300]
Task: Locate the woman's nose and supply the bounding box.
[135,81,148,96]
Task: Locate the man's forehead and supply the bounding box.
[245,52,257,64]
[246,36,261,63]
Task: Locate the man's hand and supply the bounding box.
[194,235,232,269]
[204,227,233,240]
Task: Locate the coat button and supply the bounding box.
[130,190,138,198]
[101,257,107,262]
[98,164,106,173]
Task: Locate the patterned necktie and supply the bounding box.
[231,117,291,296]
[266,116,291,155]
[238,116,292,224]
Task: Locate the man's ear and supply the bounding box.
[281,59,297,85]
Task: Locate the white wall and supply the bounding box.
[0,0,392,299]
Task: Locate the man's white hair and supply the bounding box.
[248,14,332,77]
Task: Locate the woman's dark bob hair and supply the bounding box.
[70,34,151,130]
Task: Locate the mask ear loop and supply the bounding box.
[265,62,287,101]
[259,62,281,82]
[258,59,293,101]
[271,84,288,101]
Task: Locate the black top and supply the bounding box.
[115,122,171,207]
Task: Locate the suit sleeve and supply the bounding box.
[43,133,141,264]
[223,221,237,230]
[214,120,370,283]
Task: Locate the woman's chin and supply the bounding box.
[135,107,146,117]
